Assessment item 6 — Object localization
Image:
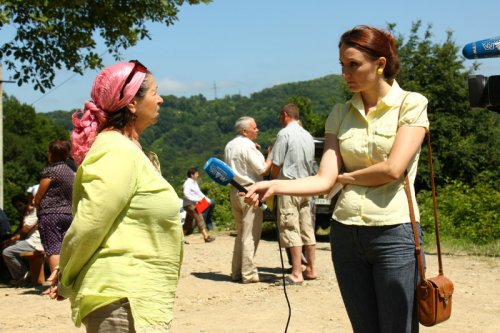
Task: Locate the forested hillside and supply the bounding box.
[3,23,499,249]
[44,74,345,187]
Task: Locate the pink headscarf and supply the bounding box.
[91,62,147,113]
[71,62,148,165]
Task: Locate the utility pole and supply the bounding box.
[0,65,15,209]
[213,81,217,99]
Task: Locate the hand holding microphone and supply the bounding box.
[203,157,268,209]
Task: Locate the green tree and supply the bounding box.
[289,95,325,137]
[0,0,211,92]
[3,94,68,223]
[394,21,499,191]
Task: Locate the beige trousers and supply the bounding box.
[229,186,263,282]
[82,299,135,333]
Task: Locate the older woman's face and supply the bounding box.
[339,45,379,93]
[134,75,164,129]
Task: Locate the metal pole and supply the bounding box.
[0,65,4,209]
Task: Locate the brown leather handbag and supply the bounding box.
[403,128,454,326]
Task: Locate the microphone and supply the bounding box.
[462,37,500,59]
[203,157,267,208]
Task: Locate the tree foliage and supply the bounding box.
[10,22,498,246]
[3,94,68,223]
[0,0,211,92]
[394,21,499,191]
[45,74,345,189]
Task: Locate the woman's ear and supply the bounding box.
[378,57,387,71]
[127,99,137,114]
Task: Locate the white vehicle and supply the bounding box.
[179,199,186,225]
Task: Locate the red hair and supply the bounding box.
[339,25,400,81]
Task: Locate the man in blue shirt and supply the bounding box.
[269,104,317,284]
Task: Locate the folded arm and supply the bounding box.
[337,126,426,187]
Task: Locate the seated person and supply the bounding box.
[2,192,44,286]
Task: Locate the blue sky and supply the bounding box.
[1,0,500,113]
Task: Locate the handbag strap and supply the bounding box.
[403,172,426,281]
[398,95,444,282]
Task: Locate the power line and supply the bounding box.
[30,50,109,107]
[30,71,81,106]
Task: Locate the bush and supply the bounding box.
[417,180,499,244]
[201,182,234,231]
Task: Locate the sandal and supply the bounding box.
[204,236,215,243]
[277,276,303,286]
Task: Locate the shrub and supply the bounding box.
[201,182,234,231]
[417,180,499,244]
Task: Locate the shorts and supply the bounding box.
[277,195,315,248]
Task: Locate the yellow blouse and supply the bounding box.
[325,81,429,226]
[58,131,183,332]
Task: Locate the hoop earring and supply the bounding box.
[377,68,384,75]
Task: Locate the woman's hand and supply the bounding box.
[241,181,275,207]
[47,269,66,301]
[336,173,354,185]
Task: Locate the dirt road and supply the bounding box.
[1,232,499,333]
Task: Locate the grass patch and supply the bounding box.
[423,236,500,257]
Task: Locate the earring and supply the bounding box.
[377,68,384,75]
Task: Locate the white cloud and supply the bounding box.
[157,77,241,96]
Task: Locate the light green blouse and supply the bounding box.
[325,81,429,226]
[58,131,183,332]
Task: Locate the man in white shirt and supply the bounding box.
[182,167,215,243]
[224,116,271,284]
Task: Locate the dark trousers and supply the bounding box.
[202,199,216,230]
[331,221,424,333]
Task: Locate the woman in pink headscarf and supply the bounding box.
[49,61,184,333]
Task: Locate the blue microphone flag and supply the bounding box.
[462,37,500,59]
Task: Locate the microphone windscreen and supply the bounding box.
[462,37,500,59]
[203,157,234,186]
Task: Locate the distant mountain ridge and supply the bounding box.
[44,74,344,186]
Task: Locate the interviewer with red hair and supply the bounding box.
[245,26,429,332]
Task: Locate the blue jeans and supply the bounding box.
[331,221,425,333]
[202,198,216,230]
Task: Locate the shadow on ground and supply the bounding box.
[191,271,278,283]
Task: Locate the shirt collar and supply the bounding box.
[349,80,404,111]
[285,120,300,128]
[237,134,254,144]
